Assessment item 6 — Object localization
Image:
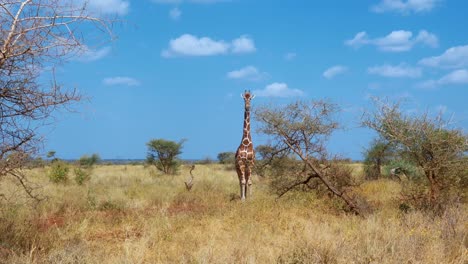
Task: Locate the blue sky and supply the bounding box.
[44,0,468,160]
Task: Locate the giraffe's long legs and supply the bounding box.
[240,182,246,201]
[245,165,252,199]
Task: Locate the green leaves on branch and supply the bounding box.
[363,98,468,211]
[146,139,186,175]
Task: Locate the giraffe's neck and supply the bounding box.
[242,108,251,141]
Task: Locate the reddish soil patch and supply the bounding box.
[167,200,207,216]
[36,215,65,232]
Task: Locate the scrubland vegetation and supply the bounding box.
[1,2,467,263]
[0,163,466,264]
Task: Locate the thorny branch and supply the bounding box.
[1,0,112,201]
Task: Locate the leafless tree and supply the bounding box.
[362,98,468,209]
[255,100,366,215]
[0,0,112,201]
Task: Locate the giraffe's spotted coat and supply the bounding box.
[235,90,255,200]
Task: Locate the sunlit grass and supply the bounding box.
[0,164,466,263]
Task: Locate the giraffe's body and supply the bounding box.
[235,91,255,201]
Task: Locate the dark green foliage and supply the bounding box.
[217,152,235,165]
[46,151,56,159]
[48,161,69,183]
[363,139,394,180]
[78,153,100,168]
[147,139,185,174]
[382,159,423,180]
[253,145,279,177]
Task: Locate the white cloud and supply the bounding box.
[162,34,229,57]
[415,30,439,48]
[169,7,181,20]
[438,69,468,84]
[253,83,304,98]
[419,45,468,68]
[345,30,438,52]
[284,52,297,60]
[323,65,348,79]
[227,66,267,81]
[371,0,440,14]
[103,76,141,86]
[231,36,256,54]
[417,69,468,88]
[162,34,256,57]
[88,0,130,15]
[368,64,422,78]
[75,46,111,62]
[345,32,369,48]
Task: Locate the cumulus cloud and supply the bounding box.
[161,34,256,57]
[253,83,304,98]
[103,76,141,86]
[227,66,268,81]
[323,65,348,79]
[419,45,468,68]
[231,36,256,54]
[417,69,468,88]
[169,7,181,20]
[368,64,422,78]
[371,0,440,14]
[74,46,111,62]
[162,34,229,57]
[88,0,130,15]
[345,30,438,52]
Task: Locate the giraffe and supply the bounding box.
[235,90,255,201]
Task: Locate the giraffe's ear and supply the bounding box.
[251,94,256,100]
[241,93,245,99]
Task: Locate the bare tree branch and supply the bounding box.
[1,0,113,201]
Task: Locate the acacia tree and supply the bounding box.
[217,152,235,164]
[255,100,365,215]
[363,99,468,208]
[363,138,394,180]
[0,1,111,200]
[147,139,186,175]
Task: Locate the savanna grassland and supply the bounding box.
[0,164,466,264]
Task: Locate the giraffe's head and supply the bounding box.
[241,90,255,110]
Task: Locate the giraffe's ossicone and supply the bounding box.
[235,90,255,201]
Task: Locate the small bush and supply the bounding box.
[78,153,100,168]
[48,161,69,183]
[382,159,423,180]
[217,152,235,164]
[196,157,214,165]
[74,167,91,185]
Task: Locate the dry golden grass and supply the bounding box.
[0,164,466,263]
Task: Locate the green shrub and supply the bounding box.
[382,159,423,180]
[146,139,185,175]
[217,152,235,164]
[74,167,91,185]
[48,161,69,183]
[78,153,100,168]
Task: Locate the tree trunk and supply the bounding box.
[305,159,361,215]
[425,169,440,205]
